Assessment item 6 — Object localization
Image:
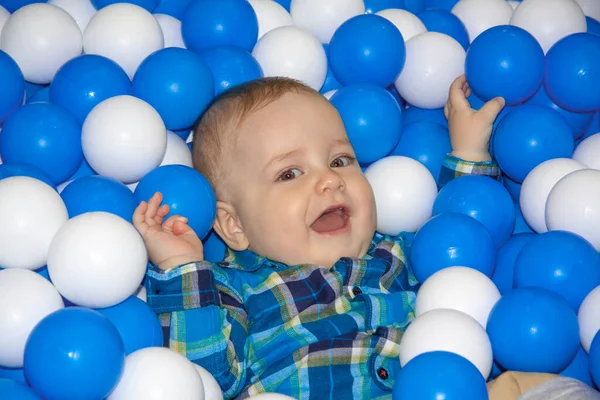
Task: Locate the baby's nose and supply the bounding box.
[316,170,345,193]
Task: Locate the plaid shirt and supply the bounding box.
[145,155,500,400]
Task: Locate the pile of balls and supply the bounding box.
[0,0,600,399]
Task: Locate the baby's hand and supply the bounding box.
[444,74,506,162]
[133,192,204,270]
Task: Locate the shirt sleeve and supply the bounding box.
[145,262,248,399]
[437,154,501,189]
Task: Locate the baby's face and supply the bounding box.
[227,92,377,267]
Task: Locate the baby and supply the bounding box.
[133,75,504,399]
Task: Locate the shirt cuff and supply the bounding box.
[438,154,501,188]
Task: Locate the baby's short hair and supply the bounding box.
[191,77,318,199]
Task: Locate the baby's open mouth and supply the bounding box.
[311,205,350,234]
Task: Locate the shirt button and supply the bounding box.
[352,286,362,295]
[377,367,389,380]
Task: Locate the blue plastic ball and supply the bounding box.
[417,9,469,51]
[24,81,44,102]
[23,307,125,400]
[133,47,214,131]
[492,233,535,295]
[181,0,258,54]
[50,55,131,124]
[466,25,544,106]
[0,367,26,383]
[402,0,426,14]
[561,346,594,387]
[0,50,25,124]
[153,0,193,18]
[493,105,574,183]
[0,379,41,400]
[134,165,217,240]
[544,33,600,113]
[66,158,96,182]
[203,230,227,263]
[27,87,49,103]
[91,0,158,12]
[0,164,55,189]
[272,0,290,10]
[588,17,600,36]
[330,84,403,164]
[199,46,263,97]
[364,0,403,14]
[0,102,82,184]
[95,296,163,355]
[487,287,579,373]
[411,213,496,283]
[578,112,600,144]
[433,175,516,248]
[514,231,600,312]
[502,176,521,203]
[512,205,533,235]
[391,121,451,179]
[589,334,600,388]
[329,14,405,88]
[425,0,459,11]
[392,351,488,400]
[0,0,45,13]
[60,175,138,222]
[403,106,447,127]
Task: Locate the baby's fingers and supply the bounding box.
[478,97,506,123]
[133,201,148,230]
[448,74,472,111]
[163,215,188,231]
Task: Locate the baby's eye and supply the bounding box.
[278,168,302,181]
[330,156,354,168]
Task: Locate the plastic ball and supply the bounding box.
[451,0,513,43]
[417,8,470,50]
[493,105,575,183]
[513,205,534,235]
[0,177,67,270]
[487,287,579,373]
[24,307,125,400]
[48,0,96,33]
[96,296,163,355]
[574,133,600,170]
[0,6,10,36]
[248,0,293,41]
[391,121,451,179]
[510,0,586,54]
[249,395,296,400]
[50,54,132,124]
[0,163,55,189]
[0,379,41,400]
[133,47,214,131]
[194,365,224,400]
[92,0,158,13]
[589,335,600,387]
[252,26,327,91]
[514,230,600,312]
[82,95,167,184]
[330,85,403,164]
[546,169,600,251]
[376,8,426,42]
[579,286,600,352]
[411,213,496,283]
[0,50,24,124]
[492,233,535,295]
[544,33,600,113]
[427,0,460,11]
[47,212,148,308]
[520,158,587,233]
[577,0,600,21]
[393,351,488,400]
[107,347,204,400]
[329,14,405,87]
[560,346,594,387]
[290,0,365,44]
[0,3,82,84]
[399,309,493,379]
[433,175,516,248]
[364,156,437,235]
[160,131,192,167]
[0,367,26,384]
[588,16,600,35]
[83,3,164,79]
[203,230,227,263]
[395,32,465,109]
[153,13,185,49]
[199,46,263,97]
[134,165,217,241]
[153,0,192,19]
[403,105,448,127]
[465,25,544,106]
[181,0,258,54]
[0,269,63,368]
[27,86,48,103]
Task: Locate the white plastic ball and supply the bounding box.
[83,3,164,79]
[579,285,600,352]
[134,285,147,302]
[0,269,64,368]
[252,26,327,91]
[520,158,587,234]
[48,0,96,33]
[47,212,148,308]
[0,177,68,270]
[399,308,493,379]
[376,8,427,42]
[108,347,204,400]
[290,0,365,44]
[415,267,501,328]
[394,32,465,109]
[154,13,185,49]
[0,6,9,41]
[0,3,82,84]
[573,133,600,171]
[82,95,167,184]
[194,365,223,400]
[248,0,294,40]
[161,131,193,167]
[510,0,587,54]
[575,0,600,22]
[323,89,338,100]
[546,169,600,251]
[451,0,513,42]
[364,156,438,235]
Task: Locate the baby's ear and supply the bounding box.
[213,201,249,251]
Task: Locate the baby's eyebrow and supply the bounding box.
[263,149,303,172]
